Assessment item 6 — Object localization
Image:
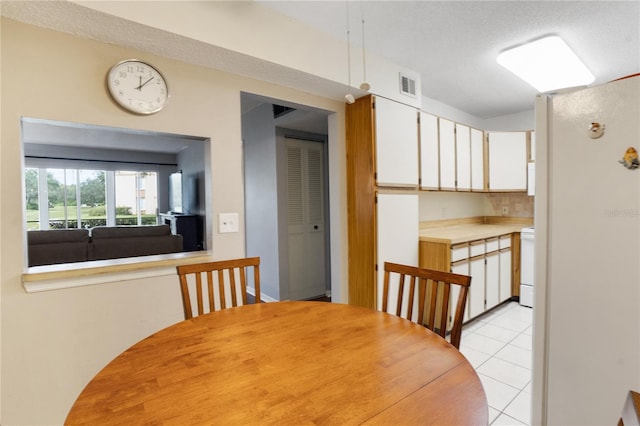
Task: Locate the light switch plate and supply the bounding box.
[218,213,239,233]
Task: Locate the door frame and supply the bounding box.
[277,128,331,300]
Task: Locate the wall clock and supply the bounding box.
[107,59,169,115]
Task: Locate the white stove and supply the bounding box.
[520,227,534,308]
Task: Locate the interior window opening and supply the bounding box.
[22,117,209,268]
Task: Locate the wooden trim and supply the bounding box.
[511,232,521,297]
[419,241,450,271]
[346,95,376,308]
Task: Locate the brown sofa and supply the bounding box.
[27,229,90,267]
[89,225,183,261]
[27,225,183,267]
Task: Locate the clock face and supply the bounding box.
[107,59,169,115]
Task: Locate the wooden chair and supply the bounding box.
[382,262,471,349]
[176,257,260,319]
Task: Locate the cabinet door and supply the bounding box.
[470,128,485,191]
[487,131,527,191]
[485,251,500,310]
[468,255,486,318]
[419,112,439,190]
[376,193,419,311]
[451,260,470,324]
[439,118,456,190]
[375,97,419,186]
[455,124,471,191]
[499,248,512,302]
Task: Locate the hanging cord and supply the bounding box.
[359,1,370,90]
[345,1,355,103]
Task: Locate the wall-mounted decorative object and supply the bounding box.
[589,122,605,139]
[107,59,169,115]
[619,147,640,169]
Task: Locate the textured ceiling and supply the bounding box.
[3,0,639,121]
[259,0,640,118]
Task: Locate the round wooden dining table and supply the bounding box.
[66,301,488,425]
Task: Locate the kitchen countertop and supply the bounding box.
[419,217,533,245]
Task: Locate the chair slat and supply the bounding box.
[381,261,471,349]
[218,269,226,310]
[207,271,214,312]
[176,257,261,319]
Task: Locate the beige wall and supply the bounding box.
[0,19,345,424]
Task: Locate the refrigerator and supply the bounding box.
[534,75,640,425]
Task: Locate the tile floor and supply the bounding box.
[459,301,533,425]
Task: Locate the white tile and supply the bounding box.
[494,344,532,369]
[522,382,532,394]
[510,333,533,350]
[459,344,492,368]
[488,407,501,424]
[462,319,486,334]
[477,357,531,390]
[459,332,507,356]
[522,325,532,336]
[487,315,531,333]
[479,308,507,323]
[474,323,521,343]
[505,305,533,322]
[491,413,526,425]
[504,391,532,425]
[478,373,520,411]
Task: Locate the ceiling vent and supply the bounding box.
[399,73,417,98]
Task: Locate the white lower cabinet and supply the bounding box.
[449,234,514,325]
[451,260,471,324]
[468,255,486,318]
[485,251,500,310]
[499,248,512,302]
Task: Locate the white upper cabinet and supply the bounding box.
[487,131,528,191]
[470,128,484,191]
[455,124,471,191]
[374,97,419,187]
[439,118,456,190]
[419,112,439,190]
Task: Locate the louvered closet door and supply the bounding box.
[286,137,326,300]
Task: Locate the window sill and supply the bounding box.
[22,251,215,293]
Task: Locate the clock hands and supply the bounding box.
[135,76,155,91]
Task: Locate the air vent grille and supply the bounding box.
[400,73,416,97]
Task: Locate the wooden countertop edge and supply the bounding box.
[419,217,533,244]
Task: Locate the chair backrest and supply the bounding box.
[382,262,471,349]
[176,257,261,319]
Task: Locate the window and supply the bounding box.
[26,167,158,230]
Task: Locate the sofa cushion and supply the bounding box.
[27,229,90,267]
[89,225,183,260]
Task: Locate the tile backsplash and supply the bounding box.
[486,192,534,218]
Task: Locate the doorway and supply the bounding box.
[241,93,331,301]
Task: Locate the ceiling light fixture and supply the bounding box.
[496,35,595,92]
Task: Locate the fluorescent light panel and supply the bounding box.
[497,36,595,92]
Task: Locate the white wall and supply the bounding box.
[483,109,535,131]
[242,103,281,301]
[1,19,346,424]
[71,0,422,109]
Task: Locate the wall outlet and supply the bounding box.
[218,213,239,233]
[501,206,509,216]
